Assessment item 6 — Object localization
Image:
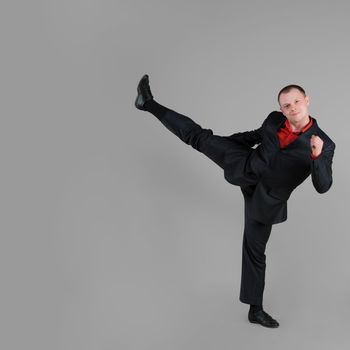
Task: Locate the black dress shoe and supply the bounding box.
[248,310,279,328]
[135,74,153,110]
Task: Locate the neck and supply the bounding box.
[289,115,310,132]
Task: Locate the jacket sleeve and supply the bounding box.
[224,112,276,147]
[224,127,263,147]
[311,141,335,193]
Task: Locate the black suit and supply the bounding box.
[227,111,335,224]
[147,102,335,305]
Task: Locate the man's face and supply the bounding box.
[279,88,310,125]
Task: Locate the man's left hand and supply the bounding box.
[310,134,324,157]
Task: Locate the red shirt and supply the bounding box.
[277,117,318,160]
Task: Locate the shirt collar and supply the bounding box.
[284,116,313,134]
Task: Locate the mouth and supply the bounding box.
[291,112,299,116]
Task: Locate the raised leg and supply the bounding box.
[145,100,258,186]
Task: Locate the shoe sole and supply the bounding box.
[249,319,279,328]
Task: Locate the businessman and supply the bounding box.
[134,74,335,328]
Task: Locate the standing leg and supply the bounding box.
[239,212,279,327]
[239,214,272,306]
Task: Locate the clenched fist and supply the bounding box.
[310,134,324,158]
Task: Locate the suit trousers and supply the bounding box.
[239,212,272,305]
[148,102,273,305]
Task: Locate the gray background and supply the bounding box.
[1,0,349,349]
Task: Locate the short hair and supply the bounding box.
[278,84,306,105]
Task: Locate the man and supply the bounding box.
[134,74,335,328]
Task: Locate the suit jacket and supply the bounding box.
[226,111,336,225]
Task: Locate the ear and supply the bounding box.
[305,95,310,106]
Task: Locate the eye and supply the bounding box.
[295,100,299,103]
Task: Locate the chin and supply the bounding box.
[290,114,303,122]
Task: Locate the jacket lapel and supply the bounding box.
[272,115,318,150]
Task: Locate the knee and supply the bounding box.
[243,233,268,263]
[184,127,213,151]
